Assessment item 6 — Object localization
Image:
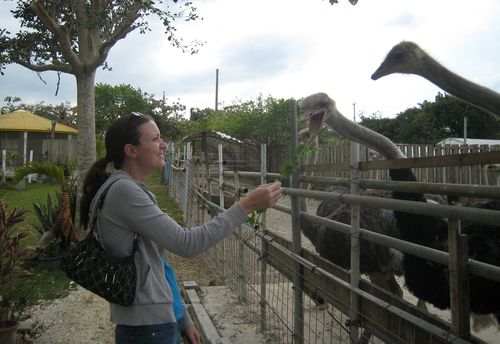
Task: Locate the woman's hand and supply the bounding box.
[239,181,282,215]
[183,324,201,344]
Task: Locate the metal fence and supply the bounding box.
[166,126,500,343]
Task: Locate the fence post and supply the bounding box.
[218,143,226,278]
[234,170,247,302]
[1,150,5,183]
[182,142,191,225]
[448,219,470,338]
[289,99,304,344]
[350,142,362,343]
[259,143,268,332]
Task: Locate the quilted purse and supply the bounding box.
[61,180,137,306]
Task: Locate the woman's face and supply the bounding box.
[134,120,167,173]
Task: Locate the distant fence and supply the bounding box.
[271,142,500,185]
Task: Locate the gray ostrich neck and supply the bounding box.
[419,55,500,116]
[325,111,405,160]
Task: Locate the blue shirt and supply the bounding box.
[163,256,185,321]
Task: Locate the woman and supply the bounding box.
[80,112,282,344]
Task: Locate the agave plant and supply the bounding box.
[32,194,59,237]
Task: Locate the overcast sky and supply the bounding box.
[1,0,500,120]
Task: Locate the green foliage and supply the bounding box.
[146,171,184,224]
[32,194,58,236]
[280,141,318,179]
[359,93,500,143]
[13,161,65,185]
[0,198,28,324]
[0,1,201,75]
[95,83,188,141]
[95,83,151,138]
[247,208,267,231]
[0,182,59,245]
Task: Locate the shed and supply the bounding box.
[180,130,259,171]
[0,110,77,172]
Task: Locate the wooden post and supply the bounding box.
[289,99,304,344]
[350,142,361,343]
[259,143,268,332]
[448,218,470,338]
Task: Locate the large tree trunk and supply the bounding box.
[74,71,97,237]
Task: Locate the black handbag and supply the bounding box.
[61,180,137,306]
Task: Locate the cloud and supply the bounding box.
[220,35,311,81]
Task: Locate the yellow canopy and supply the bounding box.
[0,109,77,134]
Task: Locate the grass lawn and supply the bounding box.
[0,180,60,246]
[1,170,183,314]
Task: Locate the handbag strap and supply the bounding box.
[91,178,138,251]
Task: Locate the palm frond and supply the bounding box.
[13,162,65,184]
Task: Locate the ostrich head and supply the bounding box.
[299,92,336,137]
[371,41,427,80]
[300,92,406,160]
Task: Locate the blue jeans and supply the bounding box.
[115,323,180,344]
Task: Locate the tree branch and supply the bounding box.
[30,1,81,70]
[15,59,73,74]
[100,3,142,52]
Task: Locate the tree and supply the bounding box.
[95,83,150,138]
[0,1,200,229]
[95,83,187,141]
[360,93,500,144]
[148,96,187,142]
[0,96,22,113]
[1,96,77,126]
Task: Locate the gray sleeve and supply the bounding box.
[102,179,247,257]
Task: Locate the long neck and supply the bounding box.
[324,106,426,203]
[325,109,406,160]
[418,55,500,116]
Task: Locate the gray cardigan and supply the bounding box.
[90,170,247,330]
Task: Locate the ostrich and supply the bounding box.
[371,41,500,117]
[296,128,404,299]
[299,92,500,323]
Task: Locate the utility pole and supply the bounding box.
[463,116,468,144]
[353,102,356,122]
[215,68,219,112]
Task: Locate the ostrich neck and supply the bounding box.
[325,110,405,160]
[419,55,500,116]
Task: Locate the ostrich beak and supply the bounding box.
[371,64,386,80]
[303,109,328,137]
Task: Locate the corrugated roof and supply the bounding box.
[181,130,243,144]
[0,109,78,134]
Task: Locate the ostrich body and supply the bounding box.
[371,41,500,116]
[300,189,404,297]
[300,92,500,320]
[296,127,403,297]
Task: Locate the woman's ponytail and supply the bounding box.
[79,157,110,228]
